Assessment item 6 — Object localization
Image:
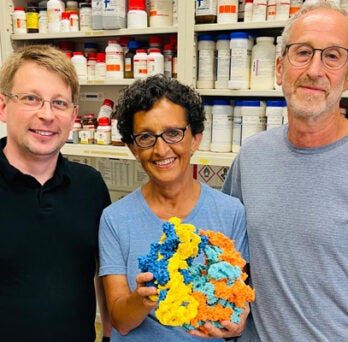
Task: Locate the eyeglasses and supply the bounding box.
[284,43,348,70]
[4,93,76,113]
[132,125,190,149]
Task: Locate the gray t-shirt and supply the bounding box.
[222,125,348,341]
[99,182,249,342]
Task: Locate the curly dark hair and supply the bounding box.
[116,74,205,144]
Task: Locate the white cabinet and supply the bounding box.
[0,0,301,167]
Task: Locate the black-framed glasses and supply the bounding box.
[284,43,348,70]
[132,125,190,149]
[4,93,76,113]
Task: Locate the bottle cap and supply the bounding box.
[61,12,70,20]
[102,99,114,108]
[98,117,110,125]
[128,0,146,11]
[96,52,105,62]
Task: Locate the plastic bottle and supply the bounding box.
[265,100,284,130]
[95,118,112,145]
[87,53,97,81]
[47,0,65,33]
[80,3,92,31]
[13,7,27,34]
[124,40,140,78]
[195,0,217,24]
[105,40,124,80]
[232,100,242,153]
[252,0,267,22]
[266,0,276,21]
[211,99,233,152]
[91,0,103,29]
[228,32,252,90]
[84,42,98,58]
[197,35,216,89]
[95,52,106,81]
[97,99,114,120]
[275,0,290,20]
[199,99,213,151]
[250,36,275,90]
[67,116,82,143]
[102,0,126,29]
[26,6,39,33]
[133,49,148,78]
[217,0,238,24]
[111,116,125,146]
[241,100,266,144]
[243,0,253,22]
[71,51,88,82]
[274,35,282,90]
[215,34,230,89]
[127,0,147,28]
[163,44,174,78]
[69,11,79,31]
[147,48,164,76]
[149,0,173,27]
[148,36,163,51]
[80,113,97,144]
[60,12,70,32]
[38,8,48,33]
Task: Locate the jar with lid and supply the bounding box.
[69,11,79,31]
[232,100,242,153]
[95,52,106,81]
[243,0,253,22]
[13,7,27,34]
[199,99,213,151]
[105,40,124,80]
[124,40,140,78]
[241,100,266,144]
[80,3,92,31]
[95,117,112,145]
[26,6,39,33]
[195,0,217,24]
[147,48,164,76]
[39,8,48,33]
[67,116,82,144]
[47,0,65,33]
[215,33,230,89]
[87,53,97,81]
[80,114,97,144]
[60,12,70,32]
[127,0,147,28]
[196,35,216,89]
[217,0,238,24]
[133,49,148,79]
[149,0,173,27]
[71,51,87,83]
[250,36,276,90]
[265,100,284,130]
[163,44,174,78]
[252,0,267,22]
[97,99,114,120]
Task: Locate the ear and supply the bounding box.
[0,94,8,123]
[69,105,79,128]
[127,142,139,160]
[275,56,282,86]
[191,132,203,153]
[343,72,348,92]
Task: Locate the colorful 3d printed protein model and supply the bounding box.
[138,217,255,332]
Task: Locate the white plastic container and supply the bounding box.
[60,12,70,32]
[199,99,213,151]
[105,40,124,80]
[71,52,88,83]
[47,0,65,33]
[250,36,276,90]
[243,0,253,22]
[241,100,266,143]
[12,7,27,34]
[127,0,147,28]
[133,49,148,78]
[39,9,48,33]
[147,48,164,76]
[95,117,112,145]
[252,0,267,22]
[211,99,233,152]
[149,0,173,27]
[69,11,79,31]
[267,0,276,21]
[102,0,126,29]
[197,35,216,89]
[274,35,282,90]
[98,99,114,120]
[87,54,96,81]
[265,100,284,130]
[275,0,290,20]
[80,3,92,31]
[232,100,242,152]
[215,34,230,89]
[95,53,106,81]
[91,0,103,29]
[228,31,252,90]
[217,0,238,23]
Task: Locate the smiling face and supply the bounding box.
[276,8,348,121]
[128,98,202,187]
[0,61,77,163]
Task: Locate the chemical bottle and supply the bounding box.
[95,53,106,81]
[195,0,217,24]
[275,0,290,20]
[199,99,213,151]
[97,99,114,120]
[71,51,87,83]
[215,33,230,89]
[69,11,79,31]
[149,0,173,27]
[105,40,124,80]
[91,0,103,29]
[266,0,276,21]
[232,100,242,153]
[243,0,253,22]
[265,100,284,130]
[211,99,233,152]
[228,31,252,90]
[80,114,97,144]
[87,53,97,82]
[12,7,27,34]
[196,35,216,89]
[147,48,164,76]
[80,3,92,31]
[102,0,126,29]
[47,0,65,33]
[252,0,267,22]
[133,49,148,78]
[67,116,82,144]
[60,11,70,32]
[95,118,112,145]
[111,115,125,146]
[26,6,39,33]
[241,100,266,144]
[124,40,140,78]
[250,36,276,90]
[127,0,147,28]
[163,44,174,78]
[217,0,238,24]
[38,8,48,33]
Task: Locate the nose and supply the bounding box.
[306,50,326,76]
[38,100,55,120]
[152,135,170,154]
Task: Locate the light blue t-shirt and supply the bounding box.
[99,182,248,342]
[222,125,348,341]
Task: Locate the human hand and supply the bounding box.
[135,272,158,308]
